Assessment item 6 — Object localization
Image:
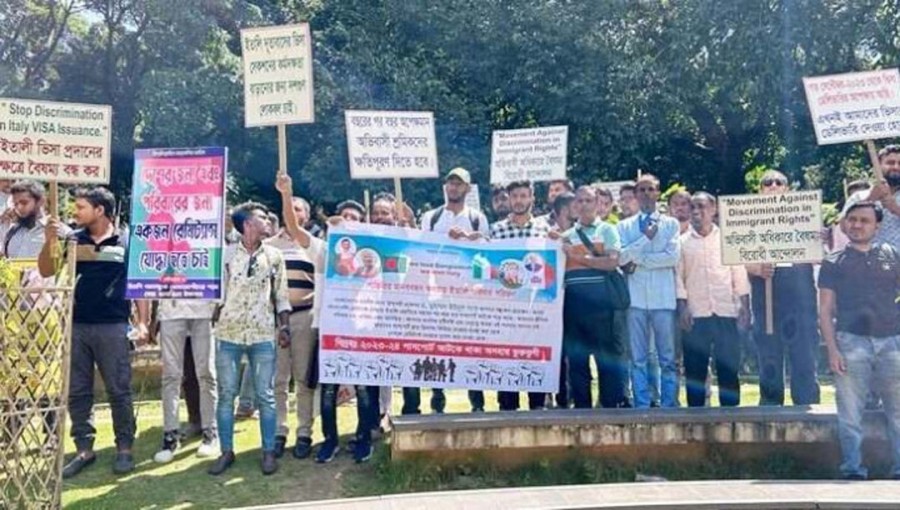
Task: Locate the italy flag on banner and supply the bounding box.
[472,254,493,281]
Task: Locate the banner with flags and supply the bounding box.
[319,223,564,392]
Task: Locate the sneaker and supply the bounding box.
[113,452,135,475]
[293,437,313,459]
[274,435,287,459]
[62,453,96,479]
[261,451,278,475]
[315,441,339,464]
[153,431,180,464]
[196,429,220,458]
[353,441,373,464]
[208,451,236,476]
[842,473,867,481]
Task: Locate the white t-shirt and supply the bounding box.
[158,299,216,321]
[420,206,489,235]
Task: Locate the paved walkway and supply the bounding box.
[238,480,900,509]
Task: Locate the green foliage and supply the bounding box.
[3,0,899,215]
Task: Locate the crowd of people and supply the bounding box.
[1,144,899,481]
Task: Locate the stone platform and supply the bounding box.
[240,480,900,509]
[391,405,891,468]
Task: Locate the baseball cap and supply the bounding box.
[445,167,471,184]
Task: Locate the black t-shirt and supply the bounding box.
[69,229,130,324]
[818,243,900,337]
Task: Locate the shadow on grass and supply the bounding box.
[63,425,377,510]
[346,447,855,499]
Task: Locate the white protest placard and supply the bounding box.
[345,110,439,179]
[802,69,900,145]
[593,180,631,202]
[490,126,567,184]
[0,98,111,183]
[319,223,564,392]
[241,23,315,127]
[719,190,823,265]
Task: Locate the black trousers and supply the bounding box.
[684,316,741,407]
[182,336,202,427]
[564,307,626,409]
[69,322,134,451]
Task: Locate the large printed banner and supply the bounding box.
[490,126,568,183]
[0,98,111,183]
[345,110,439,179]
[802,69,900,145]
[126,147,227,300]
[719,190,823,266]
[319,224,564,392]
[241,23,315,127]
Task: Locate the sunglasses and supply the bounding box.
[761,178,787,187]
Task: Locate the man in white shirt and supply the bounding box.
[416,167,489,413]
[153,300,219,463]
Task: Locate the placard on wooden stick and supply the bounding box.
[241,23,315,179]
[803,69,900,179]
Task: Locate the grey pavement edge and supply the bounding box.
[235,480,900,510]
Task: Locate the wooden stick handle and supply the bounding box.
[393,177,404,224]
[866,140,883,181]
[49,181,60,260]
[277,124,288,175]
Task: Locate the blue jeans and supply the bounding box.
[834,331,900,478]
[237,360,257,412]
[216,340,277,452]
[320,384,377,446]
[628,308,678,408]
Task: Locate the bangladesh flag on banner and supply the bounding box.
[383,254,409,273]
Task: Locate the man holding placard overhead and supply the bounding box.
[843,145,900,249]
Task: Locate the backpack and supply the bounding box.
[428,205,480,233]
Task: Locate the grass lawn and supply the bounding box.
[62,381,837,509]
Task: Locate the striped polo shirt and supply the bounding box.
[265,230,325,313]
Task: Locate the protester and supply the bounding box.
[153,299,219,463]
[831,180,871,252]
[548,191,578,408]
[490,180,551,410]
[538,179,574,228]
[676,192,750,407]
[618,181,639,220]
[207,201,291,476]
[843,145,900,249]
[596,187,616,224]
[268,173,326,460]
[314,199,378,464]
[560,186,627,408]
[2,180,70,259]
[667,189,691,235]
[818,200,900,480]
[418,167,490,412]
[39,187,148,478]
[745,170,821,406]
[491,185,511,221]
[617,174,680,409]
[0,180,68,454]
